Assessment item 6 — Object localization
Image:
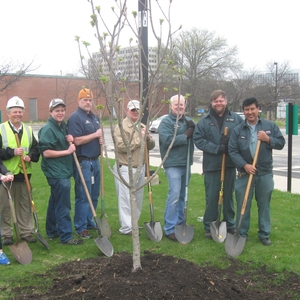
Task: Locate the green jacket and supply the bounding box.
[38,117,73,179]
[193,110,243,172]
[158,113,194,168]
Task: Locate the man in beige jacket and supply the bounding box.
[113,100,155,235]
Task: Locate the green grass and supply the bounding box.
[1,159,300,297]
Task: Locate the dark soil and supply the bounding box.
[12,251,300,299]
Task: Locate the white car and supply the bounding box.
[149,114,168,133]
[235,112,245,120]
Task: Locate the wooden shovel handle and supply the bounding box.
[220,127,229,182]
[240,140,261,215]
[15,133,36,213]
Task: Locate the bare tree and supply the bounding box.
[0,60,37,93]
[171,28,242,116]
[77,0,182,271]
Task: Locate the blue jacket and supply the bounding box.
[193,110,243,172]
[158,113,194,168]
[228,117,285,175]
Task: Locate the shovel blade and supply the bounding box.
[94,236,114,257]
[175,224,194,244]
[9,242,32,265]
[99,217,112,239]
[144,221,163,242]
[225,233,246,257]
[210,220,227,243]
[34,232,50,250]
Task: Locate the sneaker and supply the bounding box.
[22,235,37,243]
[261,238,272,246]
[0,252,11,265]
[76,230,92,239]
[204,230,212,239]
[3,237,13,246]
[166,233,177,242]
[61,238,84,245]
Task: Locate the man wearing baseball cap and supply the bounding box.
[67,88,102,239]
[0,96,40,245]
[113,100,155,235]
[38,99,83,245]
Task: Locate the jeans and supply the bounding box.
[114,164,145,234]
[46,178,73,243]
[73,159,100,234]
[164,166,187,235]
[235,173,274,239]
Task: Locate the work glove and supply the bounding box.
[218,134,229,154]
[186,119,195,130]
[185,127,194,139]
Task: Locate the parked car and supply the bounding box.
[149,114,168,133]
[235,112,245,120]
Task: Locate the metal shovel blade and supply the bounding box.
[144,221,163,242]
[9,242,32,265]
[175,224,194,244]
[94,236,114,257]
[99,216,112,239]
[210,220,227,243]
[33,212,50,250]
[225,233,247,257]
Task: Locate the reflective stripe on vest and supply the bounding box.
[0,122,33,174]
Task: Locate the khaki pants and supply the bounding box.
[0,182,33,238]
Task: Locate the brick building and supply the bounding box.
[0,74,169,122]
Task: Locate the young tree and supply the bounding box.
[76,0,182,271]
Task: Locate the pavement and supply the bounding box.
[105,148,300,195]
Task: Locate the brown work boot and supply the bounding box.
[22,235,37,243]
[3,237,13,246]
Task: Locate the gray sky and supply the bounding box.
[1,0,299,75]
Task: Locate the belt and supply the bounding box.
[77,156,98,162]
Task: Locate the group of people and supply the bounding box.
[159,91,285,246]
[0,87,285,265]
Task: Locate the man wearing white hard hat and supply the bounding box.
[113,100,155,235]
[0,96,40,245]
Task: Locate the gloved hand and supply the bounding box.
[218,134,229,154]
[186,119,195,129]
[185,127,194,138]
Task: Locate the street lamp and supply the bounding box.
[274,62,278,120]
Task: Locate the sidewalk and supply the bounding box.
[106,149,300,195]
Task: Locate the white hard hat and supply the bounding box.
[6,96,25,110]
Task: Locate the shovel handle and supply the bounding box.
[70,143,97,217]
[15,133,37,213]
[240,140,261,216]
[220,127,229,182]
[144,143,153,205]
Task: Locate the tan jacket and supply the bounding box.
[114,117,155,167]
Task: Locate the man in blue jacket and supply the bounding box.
[228,97,285,246]
[193,90,243,239]
[158,94,194,242]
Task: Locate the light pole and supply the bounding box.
[274,62,278,120]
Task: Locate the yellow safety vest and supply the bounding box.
[0,122,33,175]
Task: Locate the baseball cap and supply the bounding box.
[127,100,140,111]
[49,98,66,111]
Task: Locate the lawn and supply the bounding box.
[1,158,300,297]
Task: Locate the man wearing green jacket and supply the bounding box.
[193,90,243,239]
[38,99,83,245]
[158,94,194,242]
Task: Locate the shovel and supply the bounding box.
[175,138,194,244]
[144,143,163,242]
[72,149,113,257]
[99,146,112,238]
[15,133,50,250]
[225,140,261,257]
[210,127,228,243]
[2,181,32,265]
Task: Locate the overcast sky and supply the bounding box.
[1,0,299,76]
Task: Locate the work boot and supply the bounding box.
[61,238,84,245]
[204,230,212,239]
[166,233,177,242]
[3,237,13,246]
[22,235,37,243]
[260,238,272,246]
